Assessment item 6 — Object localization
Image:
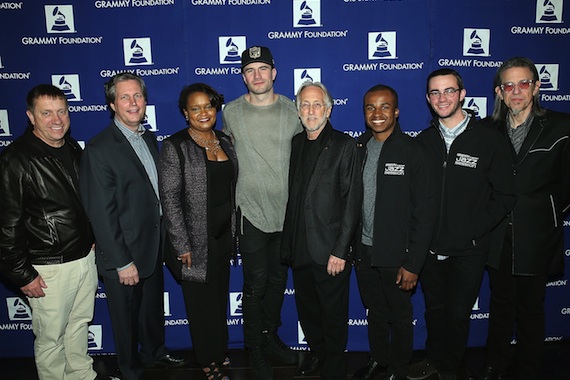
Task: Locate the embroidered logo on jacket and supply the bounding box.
[384,163,405,175]
[454,153,479,168]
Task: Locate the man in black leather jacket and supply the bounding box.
[0,85,115,380]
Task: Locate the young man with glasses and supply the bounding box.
[408,69,515,380]
[477,57,570,380]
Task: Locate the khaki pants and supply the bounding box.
[29,250,98,380]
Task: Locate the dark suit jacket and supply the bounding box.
[485,110,570,275]
[79,122,162,279]
[282,122,362,266]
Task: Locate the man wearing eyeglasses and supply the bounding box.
[281,81,361,380]
[408,69,515,380]
[476,57,570,380]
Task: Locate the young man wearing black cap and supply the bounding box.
[222,45,302,380]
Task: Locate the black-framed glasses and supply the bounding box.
[427,88,461,98]
[500,79,535,92]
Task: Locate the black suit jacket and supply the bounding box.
[79,122,162,279]
[282,122,362,266]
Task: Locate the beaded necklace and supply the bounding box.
[189,129,221,155]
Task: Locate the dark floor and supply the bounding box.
[1,343,569,379]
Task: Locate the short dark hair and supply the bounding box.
[363,84,399,110]
[26,84,67,112]
[426,68,465,93]
[491,56,545,121]
[104,72,147,117]
[178,83,224,116]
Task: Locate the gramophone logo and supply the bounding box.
[293,0,321,28]
[368,32,397,60]
[123,38,153,66]
[297,321,307,345]
[219,36,246,64]
[464,97,487,119]
[229,292,243,317]
[0,110,11,137]
[536,64,559,91]
[463,29,490,57]
[536,0,563,23]
[6,297,32,320]
[44,5,76,34]
[51,74,82,101]
[87,325,103,350]
[294,68,321,95]
[143,105,158,132]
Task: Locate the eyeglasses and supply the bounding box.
[427,88,461,98]
[300,102,325,111]
[499,79,535,92]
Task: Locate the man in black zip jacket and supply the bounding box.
[408,69,515,380]
[477,57,570,380]
[352,85,435,380]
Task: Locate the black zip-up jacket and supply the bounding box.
[355,125,435,274]
[416,113,516,257]
[0,128,94,287]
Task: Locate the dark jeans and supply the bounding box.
[486,227,547,380]
[240,217,289,347]
[293,260,351,380]
[355,243,413,378]
[420,252,487,376]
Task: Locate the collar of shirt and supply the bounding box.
[438,110,470,140]
[506,111,534,131]
[114,118,145,142]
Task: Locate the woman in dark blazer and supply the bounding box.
[159,83,238,380]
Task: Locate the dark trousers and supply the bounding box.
[420,252,487,376]
[103,255,167,380]
[240,217,289,347]
[293,261,351,380]
[355,243,413,378]
[182,232,231,368]
[486,227,547,380]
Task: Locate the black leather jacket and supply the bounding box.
[0,128,94,287]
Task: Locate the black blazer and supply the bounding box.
[485,110,570,275]
[282,122,362,266]
[79,122,162,279]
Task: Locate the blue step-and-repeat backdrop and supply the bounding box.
[1,0,569,358]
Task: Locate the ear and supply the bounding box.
[325,106,332,119]
[459,88,467,102]
[26,110,35,126]
[395,108,400,118]
[271,67,277,81]
[533,80,541,96]
[494,86,503,100]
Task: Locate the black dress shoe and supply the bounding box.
[352,357,387,380]
[94,375,121,380]
[146,353,189,368]
[296,353,320,376]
